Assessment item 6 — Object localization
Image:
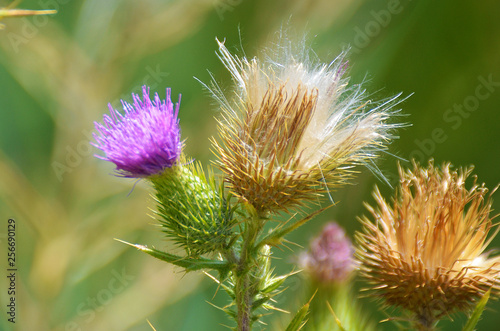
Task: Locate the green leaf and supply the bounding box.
[462,290,491,331]
[285,301,310,331]
[252,297,270,310]
[286,292,317,331]
[204,271,236,299]
[261,274,288,294]
[116,239,232,272]
[258,206,331,249]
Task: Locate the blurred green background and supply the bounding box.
[1,0,500,330]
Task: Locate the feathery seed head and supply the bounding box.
[92,86,182,178]
[356,161,500,327]
[209,37,403,213]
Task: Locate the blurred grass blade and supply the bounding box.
[0,1,57,29]
[147,319,157,331]
[0,8,57,17]
[462,289,490,331]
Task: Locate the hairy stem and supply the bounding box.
[235,213,264,331]
[236,273,252,331]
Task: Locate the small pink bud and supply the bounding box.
[300,222,355,284]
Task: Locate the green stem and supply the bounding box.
[235,213,264,331]
[236,273,252,331]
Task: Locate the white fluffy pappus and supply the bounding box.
[203,34,408,212]
[212,35,406,180]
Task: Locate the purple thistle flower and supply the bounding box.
[300,222,355,284]
[92,86,182,178]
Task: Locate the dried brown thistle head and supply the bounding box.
[356,161,500,329]
[208,37,403,214]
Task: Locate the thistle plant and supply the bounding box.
[356,161,500,330]
[91,35,500,330]
[91,35,405,330]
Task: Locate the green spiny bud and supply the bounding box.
[150,158,237,256]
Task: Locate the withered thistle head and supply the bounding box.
[208,37,403,214]
[356,161,500,328]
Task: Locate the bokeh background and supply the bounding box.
[1,0,500,330]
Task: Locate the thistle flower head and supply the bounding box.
[300,222,355,284]
[209,37,403,213]
[356,161,500,328]
[92,86,181,178]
